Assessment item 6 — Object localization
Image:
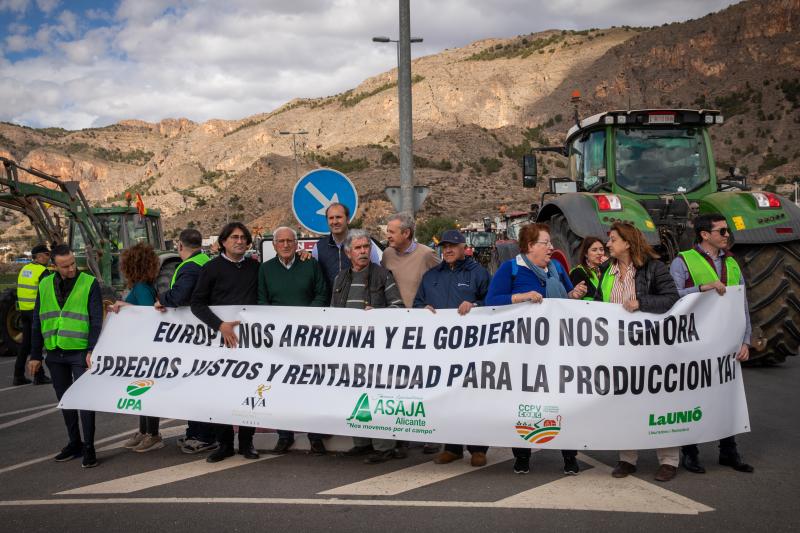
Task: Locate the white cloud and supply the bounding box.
[35,0,58,14]
[0,0,738,129]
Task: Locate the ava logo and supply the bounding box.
[347,393,373,422]
[241,384,271,410]
[117,379,154,411]
[516,415,562,444]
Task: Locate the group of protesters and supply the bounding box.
[14,203,754,481]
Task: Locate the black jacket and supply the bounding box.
[595,258,678,314]
[331,263,404,309]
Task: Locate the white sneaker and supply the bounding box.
[123,432,146,449]
[133,434,165,453]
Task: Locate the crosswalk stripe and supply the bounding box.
[0,407,58,430]
[493,453,714,515]
[319,448,516,496]
[57,455,279,495]
[0,402,57,418]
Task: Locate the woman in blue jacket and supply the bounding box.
[486,223,587,476]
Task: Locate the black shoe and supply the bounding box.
[33,374,52,385]
[422,443,440,454]
[239,443,260,460]
[393,443,409,459]
[513,457,530,474]
[54,443,83,462]
[81,446,98,468]
[719,453,754,473]
[309,439,326,456]
[343,444,374,457]
[563,455,579,475]
[206,445,235,463]
[364,450,394,464]
[12,376,32,386]
[271,437,294,454]
[681,452,706,474]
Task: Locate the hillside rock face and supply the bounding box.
[1,0,798,242]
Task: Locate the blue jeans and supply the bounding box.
[46,351,95,447]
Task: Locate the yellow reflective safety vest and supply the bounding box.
[600,267,617,303]
[16,263,47,311]
[678,248,742,287]
[569,264,599,302]
[170,253,210,288]
[38,272,94,351]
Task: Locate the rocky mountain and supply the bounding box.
[1,0,798,246]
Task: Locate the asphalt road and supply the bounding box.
[0,355,797,533]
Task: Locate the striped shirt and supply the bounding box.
[609,261,636,305]
[345,269,369,309]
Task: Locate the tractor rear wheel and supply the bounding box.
[735,242,800,364]
[0,288,22,357]
[549,214,584,267]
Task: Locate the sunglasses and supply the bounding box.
[709,228,730,236]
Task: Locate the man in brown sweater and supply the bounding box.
[381,213,440,308]
[380,212,441,455]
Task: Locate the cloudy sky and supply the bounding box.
[0,0,738,130]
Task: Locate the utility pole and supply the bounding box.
[279,130,308,181]
[397,0,413,215]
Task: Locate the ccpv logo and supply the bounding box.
[515,415,562,444]
[117,379,154,411]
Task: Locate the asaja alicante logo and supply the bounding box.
[241,384,271,410]
[346,393,433,437]
[515,403,562,444]
[117,379,154,411]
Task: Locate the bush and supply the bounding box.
[416,216,457,245]
[380,151,399,165]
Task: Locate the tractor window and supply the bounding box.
[126,214,150,245]
[615,128,710,194]
[570,130,606,190]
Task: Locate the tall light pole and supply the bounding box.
[372,0,423,215]
[279,130,308,181]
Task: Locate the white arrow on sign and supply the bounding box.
[304,182,339,216]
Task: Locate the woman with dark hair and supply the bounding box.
[595,222,680,482]
[110,243,163,453]
[486,223,587,476]
[569,237,607,301]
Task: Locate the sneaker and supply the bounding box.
[181,439,219,455]
[470,451,487,467]
[206,445,235,463]
[393,443,409,459]
[513,457,530,474]
[81,446,98,468]
[309,439,326,456]
[239,443,260,460]
[123,432,146,449]
[270,437,294,455]
[176,436,187,448]
[33,374,52,385]
[433,450,463,464]
[563,455,580,475]
[364,449,395,464]
[133,434,165,453]
[12,376,32,386]
[54,443,83,462]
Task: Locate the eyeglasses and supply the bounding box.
[275,239,297,245]
[709,228,729,236]
[227,235,248,241]
[535,241,554,248]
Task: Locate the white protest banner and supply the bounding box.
[60,289,750,450]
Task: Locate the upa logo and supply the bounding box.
[515,403,562,444]
[117,379,154,411]
[242,384,271,410]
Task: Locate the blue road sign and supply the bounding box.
[292,168,358,234]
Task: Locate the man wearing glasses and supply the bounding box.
[258,226,329,455]
[670,213,754,475]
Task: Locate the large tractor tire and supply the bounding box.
[548,214,584,267]
[0,288,22,358]
[155,260,180,295]
[735,242,800,365]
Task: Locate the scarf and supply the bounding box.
[519,254,569,299]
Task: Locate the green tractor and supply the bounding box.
[0,157,180,357]
[508,108,800,364]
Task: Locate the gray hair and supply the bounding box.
[387,212,415,238]
[272,226,297,240]
[343,229,372,252]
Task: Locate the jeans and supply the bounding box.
[186,420,216,443]
[444,444,489,455]
[353,437,395,452]
[139,416,160,435]
[46,351,95,446]
[512,448,576,460]
[278,430,326,442]
[682,436,738,457]
[215,424,255,449]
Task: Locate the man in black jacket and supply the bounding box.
[190,222,260,463]
[156,228,216,454]
[331,230,404,464]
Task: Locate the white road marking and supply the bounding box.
[494,453,713,515]
[0,358,16,365]
[57,455,278,495]
[0,402,57,418]
[0,407,58,429]
[0,384,32,393]
[0,419,177,476]
[319,448,515,496]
